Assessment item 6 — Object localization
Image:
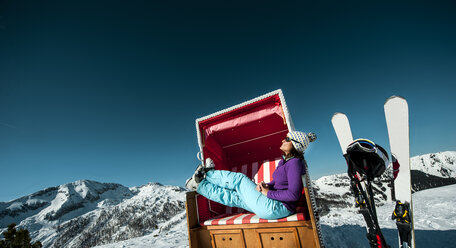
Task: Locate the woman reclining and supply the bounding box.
[185,131,316,220]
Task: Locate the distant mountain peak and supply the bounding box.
[1,179,186,248]
[411,151,456,178]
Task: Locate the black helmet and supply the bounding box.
[344,139,389,180]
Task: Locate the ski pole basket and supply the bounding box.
[185,89,324,248]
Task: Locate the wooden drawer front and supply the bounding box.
[211,230,246,248]
[257,228,300,248]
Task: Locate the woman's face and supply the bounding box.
[280,137,294,154]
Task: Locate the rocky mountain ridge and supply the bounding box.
[0,180,186,248]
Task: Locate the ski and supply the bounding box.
[331,112,354,155]
[332,113,370,208]
[384,96,415,248]
[332,113,389,248]
[331,113,371,207]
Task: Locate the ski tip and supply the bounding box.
[384,95,407,105]
[332,112,346,118]
[331,112,346,123]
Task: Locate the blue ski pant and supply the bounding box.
[196,170,292,220]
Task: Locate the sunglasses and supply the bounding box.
[285,136,302,145]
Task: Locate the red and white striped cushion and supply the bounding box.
[225,158,281,214]
[201,212,306,226]
[231,158,281,184]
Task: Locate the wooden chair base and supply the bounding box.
[189,220,318,248]
[186,192,320,248]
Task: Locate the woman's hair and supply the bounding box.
[284,147,304,160]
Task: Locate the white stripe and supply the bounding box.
[216,215,236,225]
[287,214,298,221]
[203,219,212,226]
[232,214,247,224]
[249,215,260,224]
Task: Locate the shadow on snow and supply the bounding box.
[321,224,456,248]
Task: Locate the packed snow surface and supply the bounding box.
[94,211,188,248]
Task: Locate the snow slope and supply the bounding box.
[322,184,456,248]
[96,184,456,248]
[94,211,189,248]
[2,151,455,248]
[320,184,456,230]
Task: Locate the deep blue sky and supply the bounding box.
[1,0,455,202]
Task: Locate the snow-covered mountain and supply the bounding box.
[411,151,456,178]
[410,151,456,192]
[1,151,455,248]
[0,180,186,248]
[313,151,456,217]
